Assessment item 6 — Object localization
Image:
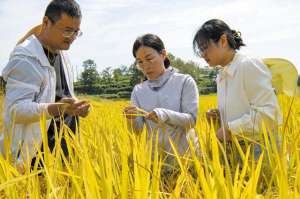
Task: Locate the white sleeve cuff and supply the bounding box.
[153,108,168,123]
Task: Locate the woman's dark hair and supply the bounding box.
[45,0,82,23]
[193,19,245,55]
[132,33,170,68]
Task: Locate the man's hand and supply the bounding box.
[62,98,90,117]
[72,100,91,117]
[47,98,90,117]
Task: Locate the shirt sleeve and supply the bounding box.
[228,59,282,134]
[3,58,51,125]
[153,75,199,130]
[128,87,145,133]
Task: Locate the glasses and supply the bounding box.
[62,29,83,38]
[197,42,209,56]
[48,16,83,38]
[135,56,156,68]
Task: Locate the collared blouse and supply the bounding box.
[130,67,199,155]
[217,53,282,138]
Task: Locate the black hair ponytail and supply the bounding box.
[193,19,246,55]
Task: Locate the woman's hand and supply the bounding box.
[145,111,159,122]
[124,107,159,122]
[216,126,231,142]
[123,106,139,120]
[206,108,220,126]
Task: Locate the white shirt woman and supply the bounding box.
[192,19,282,142]
[217,53,282,140]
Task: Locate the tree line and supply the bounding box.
[75,53,218,98]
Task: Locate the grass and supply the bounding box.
[0,94,299,198]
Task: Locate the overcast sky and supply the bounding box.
[0,0,299,77]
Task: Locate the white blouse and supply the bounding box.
[217,53,282,139]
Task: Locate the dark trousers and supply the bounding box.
[31,115,79,169]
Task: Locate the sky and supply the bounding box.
[0,0,299,78]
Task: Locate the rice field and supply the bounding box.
[0,94,299,198]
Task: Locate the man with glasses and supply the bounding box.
[1,0,90,169]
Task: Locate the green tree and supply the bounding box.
[128,64,144,87]
[113,68,123,82]
[79,59,100,85]
[167,52,217,94]
[75,53,218,97]
[100,67,113,84]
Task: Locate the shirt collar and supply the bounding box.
[147,67,175,90]
[218,52,240,80]
[12,35,62,68]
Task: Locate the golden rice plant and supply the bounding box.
[0,94,299,198]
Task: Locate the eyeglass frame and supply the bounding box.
[196,37,224,56]
[134,55,158,69]
[134,50,165,69]
[47,16,83,38]
[61,29,83,38]
[196,42,209,57]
